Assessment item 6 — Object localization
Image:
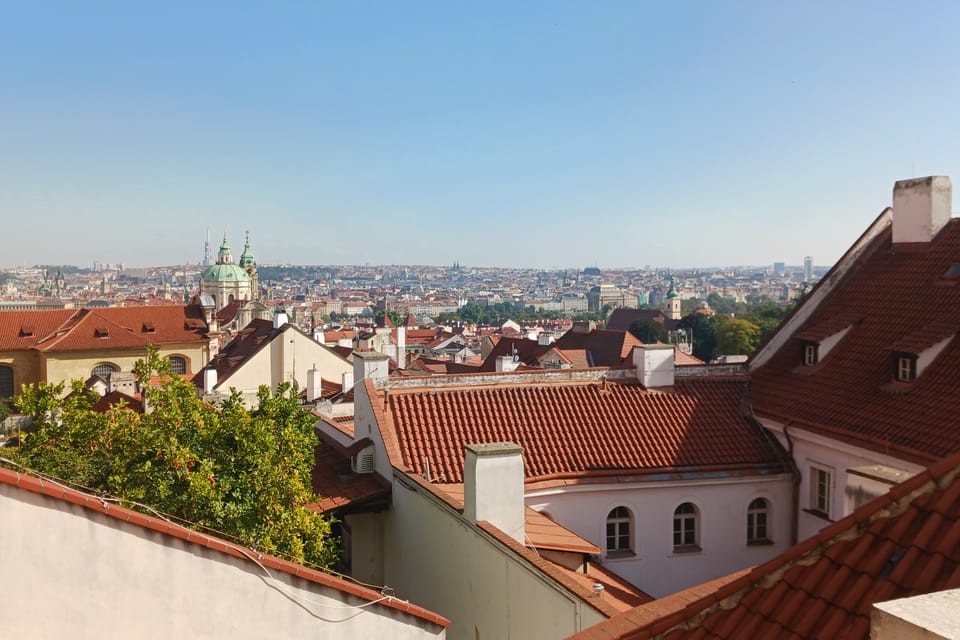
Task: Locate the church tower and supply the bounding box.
[238,230,259,301]
[199,231,253,312]
[664,278,682,321]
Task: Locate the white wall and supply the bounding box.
[759,418,925,541]
[218,329,351,406]
[0,483,444,640]
[527,475,794,598]
[380,476,606,640]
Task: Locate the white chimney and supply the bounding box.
[203,367,218,394]
[306,367,322,402]
[396,326,406,369]
[892,176,952,244]
[341,370,355,393]
[274,307,289,329]
[463,442,525,544]
[496,355,520,372]
[353,351,390,387]
[633,344,675,388]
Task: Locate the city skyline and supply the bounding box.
[2,2,959,269]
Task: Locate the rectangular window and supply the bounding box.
[809,466,832,517]
[803,344,818,366]
[897,356,916,382]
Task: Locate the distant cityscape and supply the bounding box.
[0,233,825,320]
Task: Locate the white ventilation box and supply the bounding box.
[352,446,375,474]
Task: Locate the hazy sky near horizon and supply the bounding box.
[2,2,959,270]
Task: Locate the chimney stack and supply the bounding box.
[203,367,218,394]
[396,326,406,369]
[634,344,675,388]
[353,351,390,387]
[463,442,525,544]
[306,367,322,402]
[274,307,289,329]
[892,176,952,244]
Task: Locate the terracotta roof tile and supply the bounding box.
[752,219,960,461]
[384,376,786,485]
[567,450,960,640]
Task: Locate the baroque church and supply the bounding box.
[199,231,259,312]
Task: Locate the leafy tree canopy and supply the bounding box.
[8,347,336,568]
[628,318,667,344]
[714,318,761,358]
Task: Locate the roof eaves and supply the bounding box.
[0,466,449,629]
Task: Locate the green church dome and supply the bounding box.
[201,263,251,283]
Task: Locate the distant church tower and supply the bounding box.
[238,230,259,300]
[664,278,682,321]
[199,231,255,312]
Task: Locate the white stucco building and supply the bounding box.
[0,465,448,639]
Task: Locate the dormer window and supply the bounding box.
[142,322,156,333]
[896,354,917,382]
[94,327,109,338]
[18,326,34,338]
[802,342,818,366]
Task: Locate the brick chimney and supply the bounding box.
[464,442,525,544]
[892,176,952,244]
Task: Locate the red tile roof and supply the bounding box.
[309,433,390,514]
[751,219,960,462]
[525,507,601,554]
[0,308,74,350]
[554,329,644,366]
[568,450,960,640]
[0,306,208,353]
[384,375,787,485]
[0,465,448,629]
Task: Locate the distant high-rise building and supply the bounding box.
[203,227,212,267]
[773,261,785,274]
[803,256,814,282]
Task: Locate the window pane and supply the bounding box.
[0,365,13,399]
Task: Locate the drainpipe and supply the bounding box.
[744,381,801,546]
[782,422,801,546]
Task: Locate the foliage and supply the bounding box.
[437,301,566,326]
[713,318,761,358]
[628,318,667,344]
[10,348,336,568]
[677,313,727,362]
[374,309,402,327]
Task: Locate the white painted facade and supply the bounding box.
[346,475,607,640]
[0,481,445,640]
[526,473,794,598]
[758,417,924,541]
[212,325,351,406]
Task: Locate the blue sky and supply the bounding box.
[1,2,959,269]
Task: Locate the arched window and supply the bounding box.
[168,355,187,375]
[91,362,120,379]
[747,498,771,544]
[673,502,700,552]
[0,365,13,399]
[606,506,633,554]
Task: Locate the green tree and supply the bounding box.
[628,318,667,344]
[375,309,402,327]
[458,304,485,325]
[713,318,761,358]
[10,348,336,568]
[677,313,727,363]
[742,300,788,344]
